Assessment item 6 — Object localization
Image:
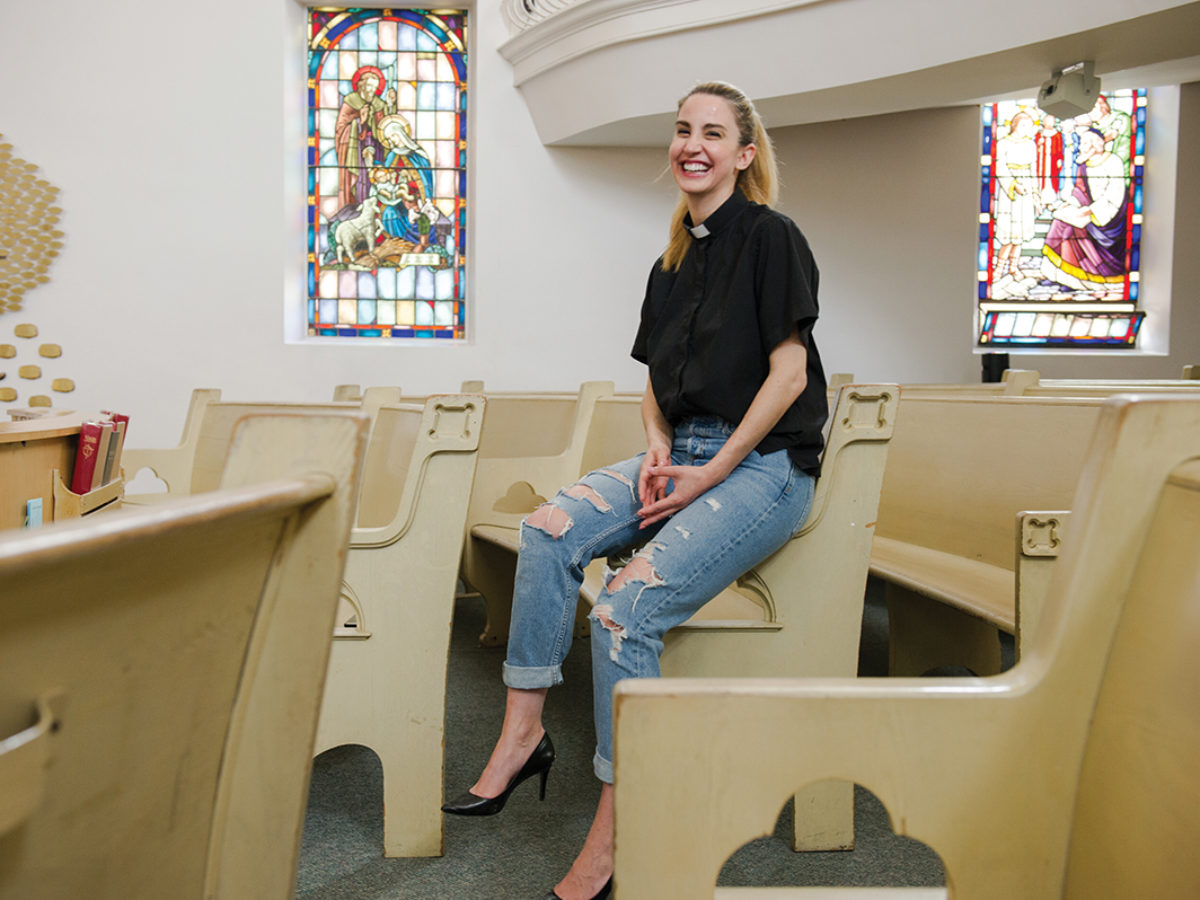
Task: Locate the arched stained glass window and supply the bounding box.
[977,90,1146,348]
[307,8,467,339]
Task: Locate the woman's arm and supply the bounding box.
[638,378,674,507]
[636,328,808,528]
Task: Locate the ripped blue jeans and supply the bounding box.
[502,417,815,783]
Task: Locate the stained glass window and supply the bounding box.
[307,8,467,339]
[977,90,1146,348]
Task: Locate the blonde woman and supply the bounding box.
[444,82,829,900]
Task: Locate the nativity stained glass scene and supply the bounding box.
[977,89,1146,348]
[307,8,466,338]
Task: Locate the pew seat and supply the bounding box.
[613,393,1200,900]
[0,412,366,900]
[313,395,485,858]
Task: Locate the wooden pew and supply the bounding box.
[474,384,899,851]
[459,380,616,645]
[861,368,1200,400]
[121,386,400,499]
[0,412,367,900]
[313,395,485,858]
[612,393,1200,900]
[870,393,1111,675]
[873,377,1200,675]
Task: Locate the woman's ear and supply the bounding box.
[736,143,757,171]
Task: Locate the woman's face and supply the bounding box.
[670,93,754,208]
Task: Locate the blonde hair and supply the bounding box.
[661,81,779,272]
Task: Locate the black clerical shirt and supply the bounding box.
[631,189,828,475]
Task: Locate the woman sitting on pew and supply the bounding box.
[442,80,829,900]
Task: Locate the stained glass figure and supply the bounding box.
[307,8,467,339]
[977,90,1146,348]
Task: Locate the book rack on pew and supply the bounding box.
[50,468,124,520]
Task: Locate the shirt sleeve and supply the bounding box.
[753,213,820,353]
[630,259,663,364]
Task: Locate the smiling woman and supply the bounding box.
[440,81,829,900]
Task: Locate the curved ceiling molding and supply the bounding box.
[500,0,819,81]
[499,0,1200,146]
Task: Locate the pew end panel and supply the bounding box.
[206,413,370,900]
[0,412,368,900]
[660,384,898,677]
[314,395,485,858]
[613,395,1200,900]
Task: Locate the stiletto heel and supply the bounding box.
[442,731,555,816]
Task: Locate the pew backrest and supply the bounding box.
[465,381,614,532]
[875,394,1105,570]
[122,387,399,496]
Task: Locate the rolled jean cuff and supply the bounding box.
[501,661,563,690]
[593,750,614,784]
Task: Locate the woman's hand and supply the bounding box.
[637,445,672,508]
[636,460,726,529]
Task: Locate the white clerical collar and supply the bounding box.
[688,223,710,238]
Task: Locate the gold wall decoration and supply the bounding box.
[0,134,71,407]
[51,378,75,392]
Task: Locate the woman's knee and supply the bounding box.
[523,501,575,540]
[523,468,641,542]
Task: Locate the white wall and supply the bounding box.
[772,106,984,383]
[0,0,673,447]
[0,1,1194,448]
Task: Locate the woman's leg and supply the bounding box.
[552,784,613,900]
[556,438,813,897]
[470,686,547,797]
[469,455,652,799]
[589,436,815,784]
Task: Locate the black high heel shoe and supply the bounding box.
[540,877,612,900]
[441,731,555,816]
